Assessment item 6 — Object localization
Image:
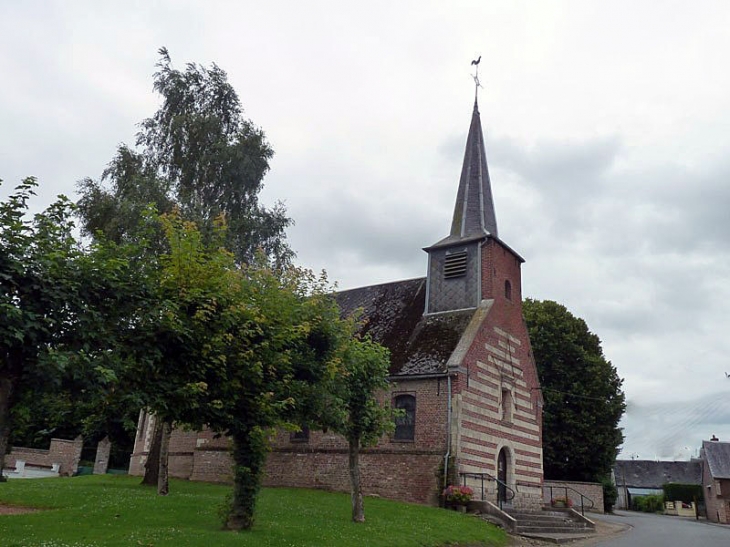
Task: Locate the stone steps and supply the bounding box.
[506,508,595,536]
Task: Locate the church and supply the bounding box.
[130,95,545,509]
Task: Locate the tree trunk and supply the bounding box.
[349,436,365,522]
[142,416,163,486]
[226,428,267,531]
[0,375,16,482]
[157,420,172,496]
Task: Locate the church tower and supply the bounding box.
[424,98,524,314]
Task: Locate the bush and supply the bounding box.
[632,494,664,513]
[601,476,618,513]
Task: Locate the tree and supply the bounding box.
[0,179,78,476]
[211,263,346,531]
[123,211,346,523]
[77,48,292,267]
[75,49,294,486]
[0,179,148,477]
[76,144,173,249]
[522,299,626,483]
[327,336,392,522]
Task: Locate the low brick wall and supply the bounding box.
[544,480,604,513]
[6,436,83,476]
[265,449,444,505]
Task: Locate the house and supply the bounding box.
[129,96,545,509]
[613,459,702,510]
[700,438,730,523]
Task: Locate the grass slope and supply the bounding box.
[0,475,507,547]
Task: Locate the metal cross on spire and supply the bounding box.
[471,55,483,100]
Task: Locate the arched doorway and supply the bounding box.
[497,447,508,505]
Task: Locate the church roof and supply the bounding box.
[335,278,477,376]
[430,99,498,249]
[702,440,730,479]
[613,460,702,488]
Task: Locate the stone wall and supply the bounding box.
[6,436,83,476]
[543,480,605,513]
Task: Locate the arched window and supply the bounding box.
[394,394,416,441]
[504,279,512,300]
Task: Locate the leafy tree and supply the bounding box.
[327,336,392,522]
[77,145,173,250]
[75,49,294,485]
[0,179,147,476]
[127,212,346,526]
[1,179,80,476]
[522,299,626,483]
[211,263,345,531]
[77,48,292,267]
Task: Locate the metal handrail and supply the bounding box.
[458,471,516,510]
[543,484,596,516]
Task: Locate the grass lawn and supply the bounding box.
[0,475,508,547]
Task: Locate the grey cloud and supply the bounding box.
[622,391,730,459]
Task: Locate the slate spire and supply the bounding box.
[449,99,498,240]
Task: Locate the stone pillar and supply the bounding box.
[93,436,112,475]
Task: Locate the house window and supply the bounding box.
[505,279,512,300]
[501,389,513,423]
[290,425,310,443]
[394,394,416,441]
[444,252,467,279]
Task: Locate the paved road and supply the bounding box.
[590,510,730,547]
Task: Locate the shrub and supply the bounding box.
[632,494,664,513]
[601,476,618,513]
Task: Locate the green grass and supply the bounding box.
[0,475,507,547]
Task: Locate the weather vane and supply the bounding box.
[471,55,482,99]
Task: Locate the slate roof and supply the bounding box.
[430,99,498,249]
[613,460,702,488]
[702,440,730,479]
[335,278,477,376]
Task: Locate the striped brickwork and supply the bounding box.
[452,238,544,509]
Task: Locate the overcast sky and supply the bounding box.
[2,1,729,461]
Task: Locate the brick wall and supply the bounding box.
[719,480,730,524]
[265,450,444,504]
[544,480,605,513]
[131,376,449,504]
[263,376,449,504]
[702,458,730,524]
[6,436,83,476]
